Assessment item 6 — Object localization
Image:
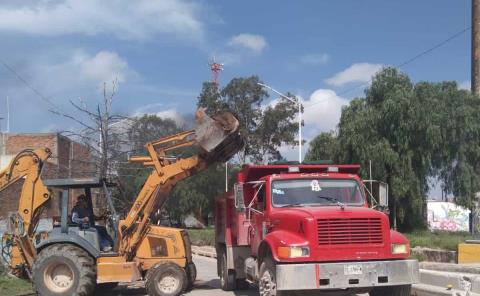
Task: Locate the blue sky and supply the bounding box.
[0,0,471,165]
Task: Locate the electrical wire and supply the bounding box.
[0,58,62,112]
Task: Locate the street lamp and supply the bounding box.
[257,83,303,163]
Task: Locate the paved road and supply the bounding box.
[105,255,368,296]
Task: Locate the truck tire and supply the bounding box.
[219,249,236,291]
[370,284,411,296]
[236,278,250,290]
[145,262,187,296]
[32,244,96,296]
[259,257,282,296]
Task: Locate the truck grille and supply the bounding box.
[317,218,383,245]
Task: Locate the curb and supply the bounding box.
[192,246,216,258]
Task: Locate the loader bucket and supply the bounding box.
[195,109,244,162]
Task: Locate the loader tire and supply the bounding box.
[369,284,411,296]
[32,244,96,296]
[146,262,187,296]
[186,262,197,290]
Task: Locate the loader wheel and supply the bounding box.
[219,249,236,291]
[146,262,187,296]
[32,244,96,296]
[186,262,197,290]
[370,284,411,296]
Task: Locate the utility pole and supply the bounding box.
[6,96,10,133]
[472,0,480,95]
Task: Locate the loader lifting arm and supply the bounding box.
[117,109,243,259]
[0,148,52,273]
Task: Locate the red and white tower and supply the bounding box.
[209,58,224,86]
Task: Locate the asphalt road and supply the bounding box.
[103,255,368,296]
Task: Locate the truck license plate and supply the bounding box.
[344,264,363,275]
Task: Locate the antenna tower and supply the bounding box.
[209,58,224,86]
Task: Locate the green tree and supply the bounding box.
[306,67,480,230]
[304,132,339,162]
[198,76,299,163]
[114,113,241,225]
[114,115,181,212]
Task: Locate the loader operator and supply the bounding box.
[72,194,113,252]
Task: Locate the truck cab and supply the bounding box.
[215,163,419,296]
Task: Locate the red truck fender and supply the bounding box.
[259,229,309,263]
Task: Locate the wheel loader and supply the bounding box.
[0,109,244,296]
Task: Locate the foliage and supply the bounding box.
[198,77,299,163]
[304,132,338,162]
[405,230,473,251]
[165,164,240,225]
[113,114,181,213]
[305,67,480,230]
[187,228,215,246]
[114,113,241,224]
[0,275,32,295]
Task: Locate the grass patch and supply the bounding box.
[405,230,474,251]
[0,275,32,296]
[187,228,215,246]
[186,227,473,251]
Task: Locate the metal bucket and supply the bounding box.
[194,109,244,162]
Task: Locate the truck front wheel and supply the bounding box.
[259,257,282,296]
[219,249,236,290]
[370,284,411,296]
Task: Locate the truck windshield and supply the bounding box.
[271,179,364,208]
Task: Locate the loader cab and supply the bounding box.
[40,177,118,255]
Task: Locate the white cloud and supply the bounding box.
[37,50,135,91]
[0,0,204,41]
[300,53,329,65]
[133,106,185,126]
[459,80,471,90]
[301,89,348,137]
[264,88,348,161]
[80,51,130,84]
[325,63,383,87]
[228,33,267,54]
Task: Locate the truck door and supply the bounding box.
[250,185,265,256]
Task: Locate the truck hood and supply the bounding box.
[272,206,387,220]
[269,206,393,262]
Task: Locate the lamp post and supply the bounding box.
[257,83,302,163]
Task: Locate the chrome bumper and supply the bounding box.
[276,259,419,290]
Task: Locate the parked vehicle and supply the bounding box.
[215,163,419,296]
[0,109,243,296]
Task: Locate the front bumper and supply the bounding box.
[276,259,419,290]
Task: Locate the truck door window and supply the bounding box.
[255,186,265,211]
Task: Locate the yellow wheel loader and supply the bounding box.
[0,109,243,296]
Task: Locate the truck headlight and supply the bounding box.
[278,246,310,258]
[391,243,408,254]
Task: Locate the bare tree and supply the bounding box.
[52,80,132,179]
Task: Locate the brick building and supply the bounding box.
[0,133,95,219]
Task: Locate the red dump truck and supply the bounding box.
[215,163,419,296]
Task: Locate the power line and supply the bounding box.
[305,26,472,107]
[0,58,62,111]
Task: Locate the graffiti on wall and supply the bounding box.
[427,201,470,232]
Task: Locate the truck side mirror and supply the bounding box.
[378,183,388,207]
[234,183,245,211]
